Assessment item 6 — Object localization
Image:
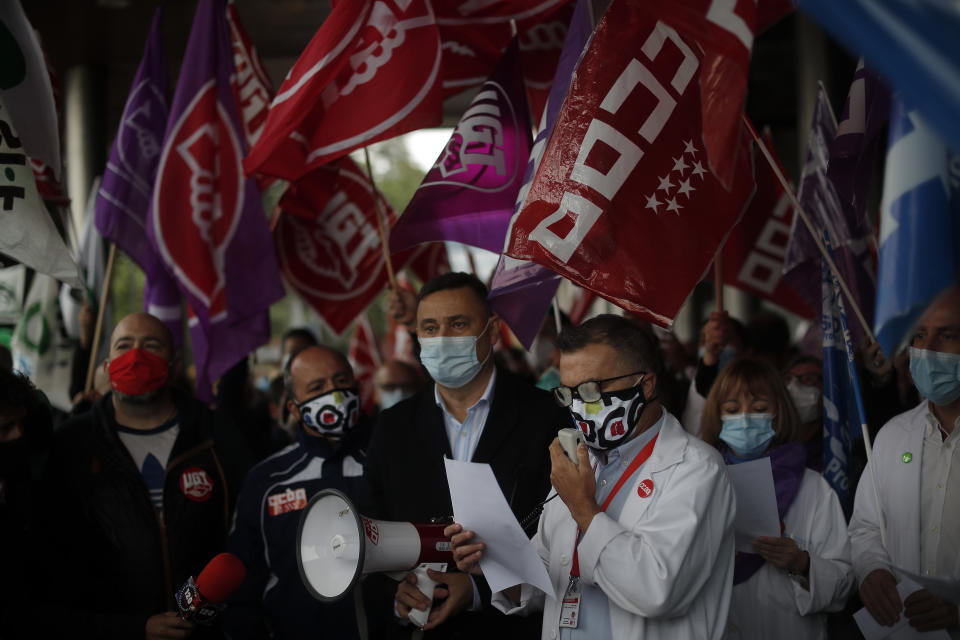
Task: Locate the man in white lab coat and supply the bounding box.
[849,287,960,636]
[446,314,736,639]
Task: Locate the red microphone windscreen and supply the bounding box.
[195,553,247,604]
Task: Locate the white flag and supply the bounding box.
[0,96,80,287]
[12,273,76,411]
[0,0,61,179]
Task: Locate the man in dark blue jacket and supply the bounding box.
[224,345,371,640]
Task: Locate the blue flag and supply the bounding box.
[821,242,867,513]
[874,97,960,357]
[794,0,960,157]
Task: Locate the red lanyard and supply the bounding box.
[570,433,659,578]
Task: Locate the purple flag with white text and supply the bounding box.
[94,8,184,344]
[147,0,284,399]
[389,38,533,255]
[488,0,592,348]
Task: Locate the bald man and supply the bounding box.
[36,312,250,640]
[224,345,373,640]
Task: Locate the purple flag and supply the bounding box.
[389,38,532,255]
[783,86,876,343]
[828,59,890,230]
[488,0,593,348]
[147,0,284,399]
[94,7,184,344]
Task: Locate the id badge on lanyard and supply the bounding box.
[558,433,659,631]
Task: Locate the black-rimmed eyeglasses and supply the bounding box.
[551,370,646,407]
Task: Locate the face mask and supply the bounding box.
[419,318,492,389]
[108,348,170,397]
[536,366,562,392]
[379,388,413,410]
[297,388,361,436]
[909,347,960,406]
[569,379,648,451]
[787,379,821,423]
[719,413,775,460]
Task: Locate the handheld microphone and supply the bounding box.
[175,552,247,624]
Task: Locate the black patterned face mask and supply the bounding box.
[568,379,648,450]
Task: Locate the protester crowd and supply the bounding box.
[0,271,957,640]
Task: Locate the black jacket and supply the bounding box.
[34,390,251,639]
[360,367,568,639]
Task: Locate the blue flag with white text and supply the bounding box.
[874,97,960,357]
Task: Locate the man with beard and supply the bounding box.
[35,312,250,640]
[224,345,372,639]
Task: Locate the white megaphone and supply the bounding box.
[297,489,454,627]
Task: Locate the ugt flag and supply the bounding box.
[95,7,183,345]
[488,0,593,349]
[821,245,867,513]
[244,0,442,182]
[148,0,284,398]
[348,314,382,415]
[874,97,960,357]
[390,38,533,255]
[505,0,755,326]
[274,157,407,335]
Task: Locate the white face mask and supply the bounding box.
[297,388,361,436]
[787,378,821,423]
[419,318,492,389]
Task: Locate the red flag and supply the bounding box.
[757,0,793,32]
[406,242,450,284]
[274,157,408,334]
[226,0,273,148]
[244,0,443,182]
[505,0,755,326]
[649,0,757,188]
[518,2,575,122]
[720,130,813,318]
[278,164,339,220]
[438,20,511,100]
[348,314,382,414]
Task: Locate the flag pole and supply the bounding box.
[84,242,117,393]
[743,115,875,343]
[363,147,397,290]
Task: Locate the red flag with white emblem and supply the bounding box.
[348,314,382,415]
[244,0,443,182]
[273,156,410,334]
[505,0,755,326]
[720,129,814,318]
[518,2,575,122]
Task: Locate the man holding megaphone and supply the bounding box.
[225,345,373,640]
[360,273,567,639]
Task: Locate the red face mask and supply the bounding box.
[108,348,170,396]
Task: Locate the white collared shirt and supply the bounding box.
[435,368,497,461]
[920,406,960,577]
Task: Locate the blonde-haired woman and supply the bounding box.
[701,356,853,640]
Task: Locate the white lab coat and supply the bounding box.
[727,469,854,640]
[492,411,736,640]
[848,401,926,584]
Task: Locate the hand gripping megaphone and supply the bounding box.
[297,489,454,626]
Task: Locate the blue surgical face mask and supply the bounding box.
[719,413,775,460]
[379,388,413,410]
[909,347,960,406]
[419,318,492,389]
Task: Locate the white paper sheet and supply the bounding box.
[852,578,952,640]
[725,457,781,552]
[895,566,960,605]
[444,458,555,597]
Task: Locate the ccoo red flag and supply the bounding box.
[720,129,814,318]
[505,0,755,326]
[348,314,382,415]
[273,157,410,334]
[244,0,443,182]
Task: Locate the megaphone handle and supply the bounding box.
[406,562,446,628]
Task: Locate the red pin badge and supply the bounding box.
[637,479,654,498]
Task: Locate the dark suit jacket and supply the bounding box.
[360,367,568,639]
